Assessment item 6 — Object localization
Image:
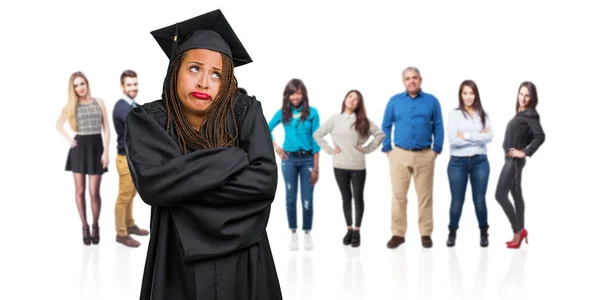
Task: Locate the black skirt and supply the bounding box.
[65,134,108,175]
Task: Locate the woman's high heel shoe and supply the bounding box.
[82,226,91,245]
[507,228,528,249]
[91,224,100,245]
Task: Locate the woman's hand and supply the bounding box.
[457,131,465,139]
[101,151,109,169]
[70,138,78,148]
[275,146,288,160]
[310,169,319,185]
[508,148,525,158]
[357,145,364,152]
[334,146,341,154]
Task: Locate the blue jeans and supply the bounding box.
[281,152,314,231]
[447,154,490,230]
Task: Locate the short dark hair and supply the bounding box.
[120,70,137,85]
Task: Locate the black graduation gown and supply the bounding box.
[124,93,283,300]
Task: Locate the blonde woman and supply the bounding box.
[56,71,110,245]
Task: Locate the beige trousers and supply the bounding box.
[389,146,437,237]
[115,154,137,237]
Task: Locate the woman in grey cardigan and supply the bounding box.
[313,90,384,247]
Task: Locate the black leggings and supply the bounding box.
[333,168,366,227]
[495,157,526,233]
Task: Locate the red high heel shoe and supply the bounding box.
[507,228,528,249]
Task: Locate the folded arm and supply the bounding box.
[169,99,278,260]
[447,110,472,147]
[199,99,278,204]
[464,114,494,144]
[124,106,250,207]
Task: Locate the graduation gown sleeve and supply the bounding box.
[196,99,277,204]
[125,97,278,262]
[124,105,251,207]
[169,99,278,261]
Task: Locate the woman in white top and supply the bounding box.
[313,90,384,247]
[446,80,493,248]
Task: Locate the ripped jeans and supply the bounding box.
[281,151,314,231]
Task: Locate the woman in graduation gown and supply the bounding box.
[124,9,283,300]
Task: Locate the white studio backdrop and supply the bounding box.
[0,0,599,299]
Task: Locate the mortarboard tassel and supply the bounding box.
[162,24,180,103]
[170,23,179,61]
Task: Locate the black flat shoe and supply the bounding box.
[351,230,360,247]
[343,229,352,245]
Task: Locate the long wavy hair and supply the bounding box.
[162,51,239,154]
[66,71,91,132]
[281,78,310,124]
[515,81,538,114]
[457,80,487,127]
[341,90,370,138]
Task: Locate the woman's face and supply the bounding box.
[288,89,303,107]
[177,48,223,115]
[73,76,88,98]
[344,92,359,112]
[461,85,475,108]
[518,86,530,108]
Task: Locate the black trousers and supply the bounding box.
[495,156,527,233]
[333,168,366,227]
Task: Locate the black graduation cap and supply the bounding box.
[150,9,252,67]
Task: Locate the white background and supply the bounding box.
[1,0,599,299]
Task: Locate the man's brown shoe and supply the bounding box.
[421,236,433,248]
[116,235,141,248]
[127,225,149,236]
[387,236,405,249]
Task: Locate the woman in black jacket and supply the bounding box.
[495,81,545,249]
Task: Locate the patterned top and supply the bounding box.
[76,98,103,135]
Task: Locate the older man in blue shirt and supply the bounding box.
[382,67,444,249]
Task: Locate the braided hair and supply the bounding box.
[163,51,239,153]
